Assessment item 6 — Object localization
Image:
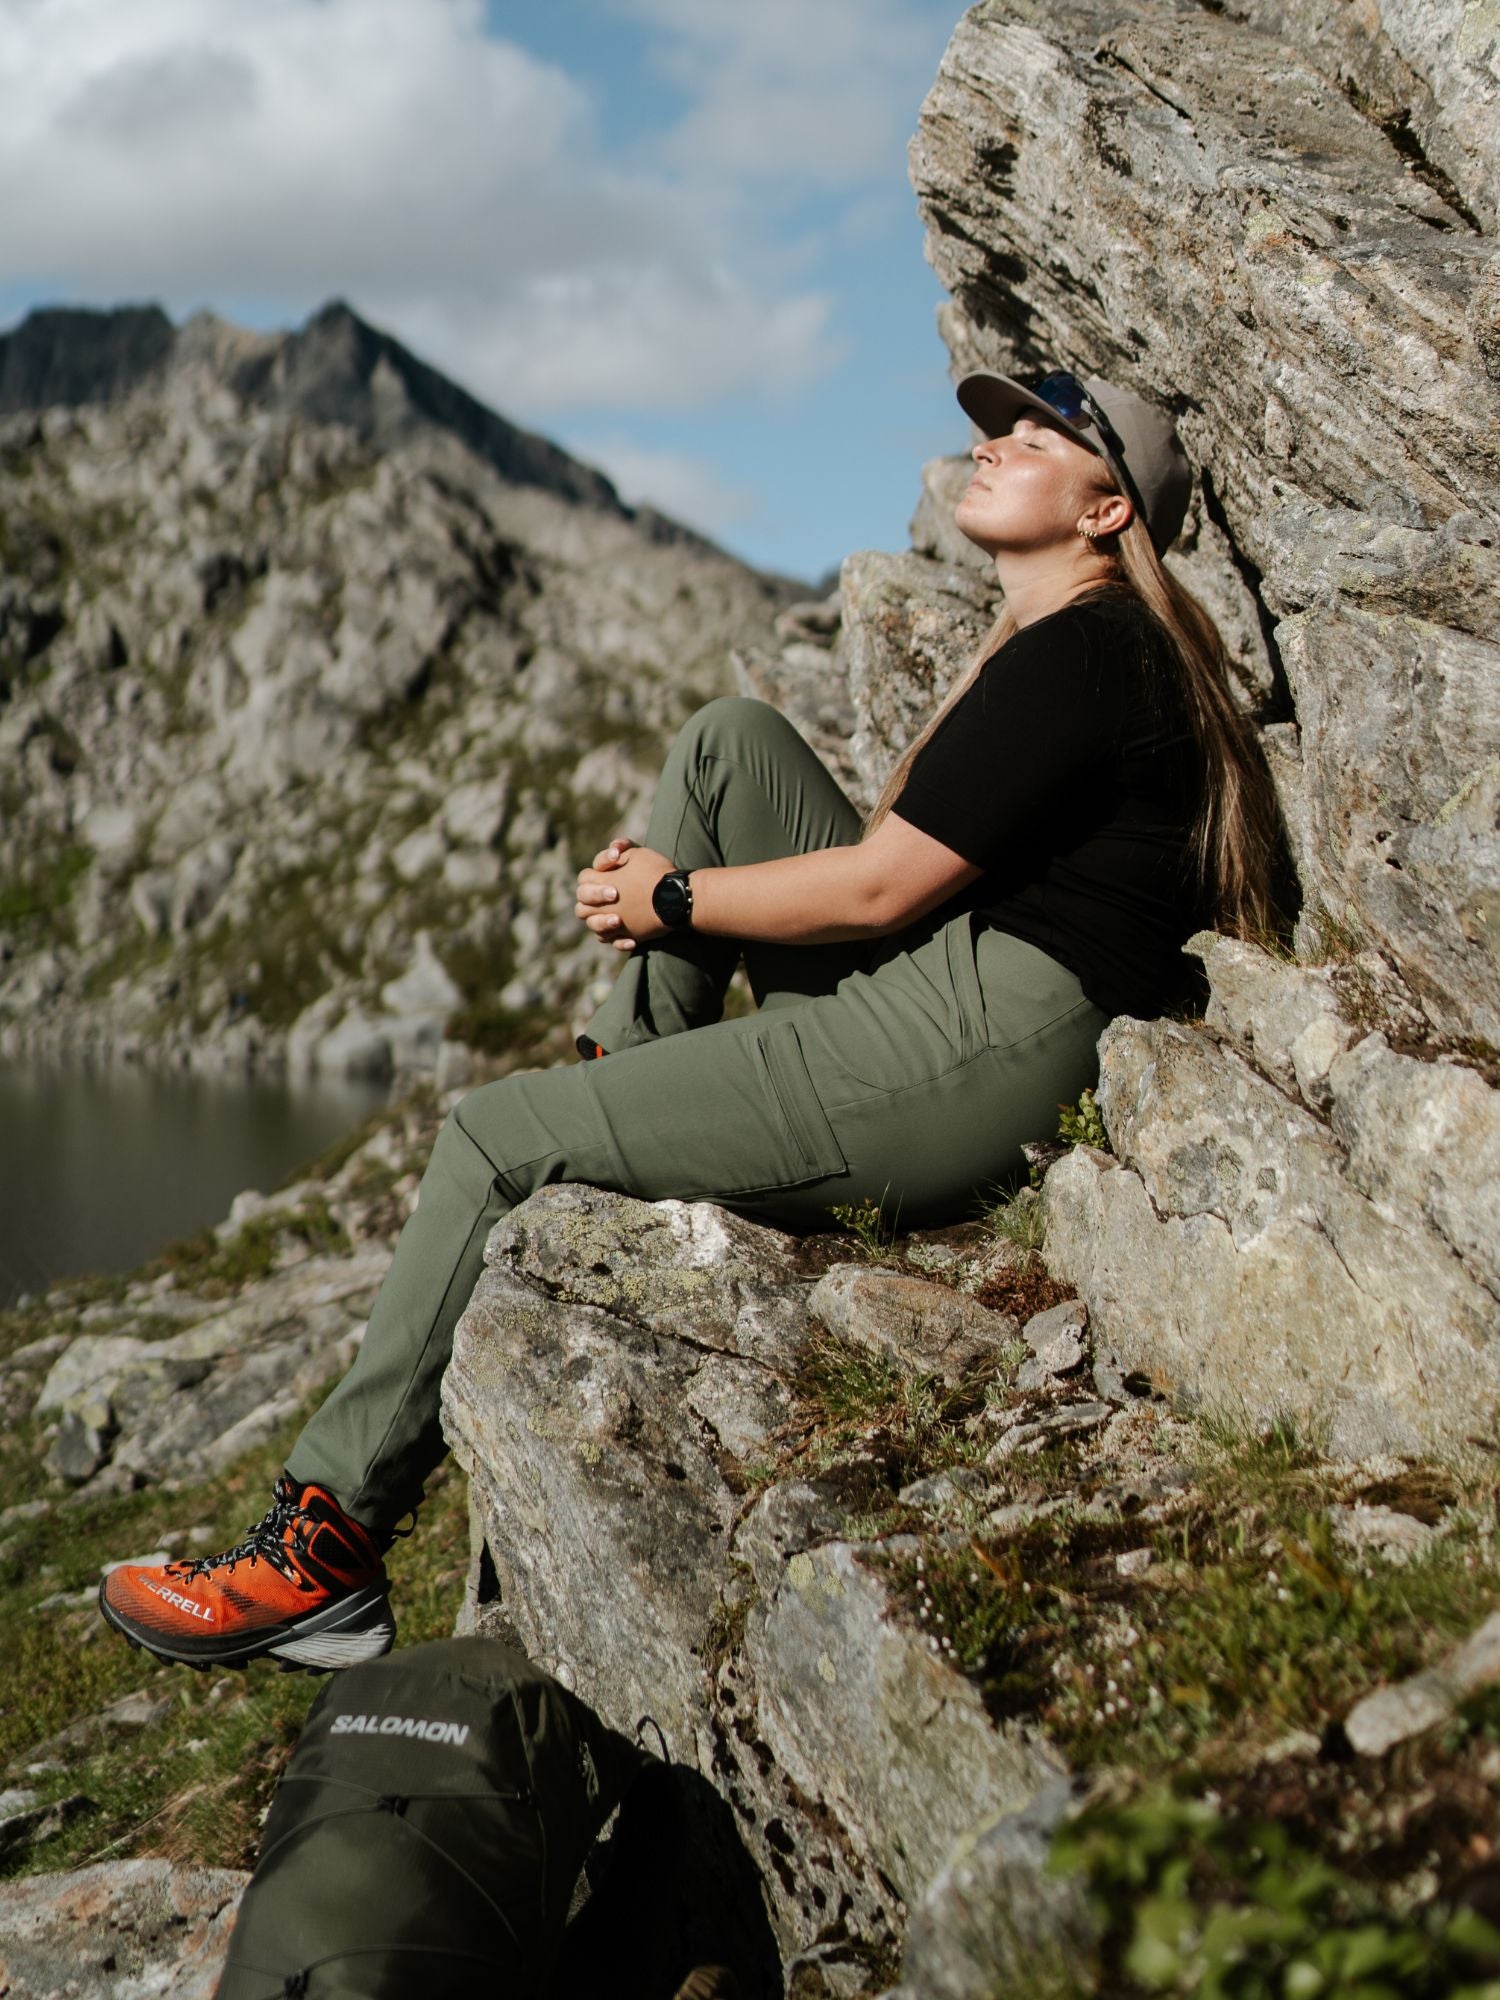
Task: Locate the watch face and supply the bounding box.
[652,870,691,927]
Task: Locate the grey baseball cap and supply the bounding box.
[956,367,1193,555]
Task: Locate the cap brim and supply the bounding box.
[955,372,1103,460]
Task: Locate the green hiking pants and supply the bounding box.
[288,697,1109,1529]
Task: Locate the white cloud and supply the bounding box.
[615,0,945,188]
[565,434,757,531]
[0,0,845,411]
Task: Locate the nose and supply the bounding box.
[971,435,1003,466]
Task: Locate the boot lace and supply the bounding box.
[170,1476,307,1583]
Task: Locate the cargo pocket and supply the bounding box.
[747,1016,847,1189]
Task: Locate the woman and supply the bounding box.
[99,367,1279,1671]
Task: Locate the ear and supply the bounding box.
[1081,491,1134,538]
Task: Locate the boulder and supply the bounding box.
[0,1860,245,2000]
[443,1187,1071,1971]
[810,1264,1020,1386]
[1042,1017,1500,1457]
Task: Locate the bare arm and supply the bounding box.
[574,812,982,952]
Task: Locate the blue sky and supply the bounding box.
[0,0,970,582]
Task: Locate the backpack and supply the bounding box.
[214,1636,651,1999]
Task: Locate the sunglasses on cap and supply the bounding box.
[1029,370,1122,449]
[1028,370,1145,519]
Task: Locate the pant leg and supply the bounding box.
[288,917,1106,1532]
[583,696,866,1053]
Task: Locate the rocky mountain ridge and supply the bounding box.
[0,300,797,1076]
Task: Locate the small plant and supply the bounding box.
[1058,1089,1109,1151]
[1052,1789,1500,1999]
[987,1185,1048,1265]
[828,1194,899,1262]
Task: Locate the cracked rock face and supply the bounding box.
[887,0,1500,1454]
[440,1186,1072,1988]
[1043,937,1500,1456]
[0,1859,246,1999]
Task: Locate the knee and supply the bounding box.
[677,695,786,760]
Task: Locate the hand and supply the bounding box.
[575,839,674,951]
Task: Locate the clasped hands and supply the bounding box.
[575,837,675,952]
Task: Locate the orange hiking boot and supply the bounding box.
[98,1475,395,1672]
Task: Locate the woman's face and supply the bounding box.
[954,411,1118,557]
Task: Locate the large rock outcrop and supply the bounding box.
[441,1187,1100,1993]
[870,0,1499,1455]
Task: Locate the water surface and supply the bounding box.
[0,1063,389,1307]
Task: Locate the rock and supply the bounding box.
[1276,607,1500,1043]
[881,1779,1096,2000]
[898,1466,990,1511]
[33,1249,388,1490]
[445,1186,1068,1970]
[838,548,999,802]
[1091,1343,1147,1408]
[391,824,447,884]
[0,300,790,1074]
[748,1537,1068,1906]
[1189,932,1357,1111]
[810,1265,1019,1386]
[11,1689,172,1771]
[1329,1033,1500,1303]
[1015,1298,1087,1389]
[1042,1019,1500,1457]
[0,1791,90,1855]
[1115,1548,1156,1579]
[902,0,1500,1476]
[986,1402,1114,1462]
[1327,1502,1437,1565]
[378,929,463,1018]
[37,1335,149,1415]
[1223,0,1499,234]
[45,1409,111,1484]
[733,1479,849,1602]
[1345,1611,1500,1757]
[0,1858,246,1999]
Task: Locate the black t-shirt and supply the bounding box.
[894,590,1205,1018]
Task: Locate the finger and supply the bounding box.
[612,937,636,951]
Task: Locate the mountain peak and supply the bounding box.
[0,299,629,518]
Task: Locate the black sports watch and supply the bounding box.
[651,867,695,930]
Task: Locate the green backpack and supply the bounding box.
[215,1637,651,1999]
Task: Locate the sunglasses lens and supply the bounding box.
[1030,370,1090,424]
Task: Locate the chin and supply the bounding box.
[952,506,992,555]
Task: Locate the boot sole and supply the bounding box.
[97,1577,396,1674]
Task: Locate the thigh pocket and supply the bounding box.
[744,1017,848,1190]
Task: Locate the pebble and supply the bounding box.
[985,1401,1114,1463]
[1345,1610,1500,1757]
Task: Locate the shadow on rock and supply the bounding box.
[551,1759,783,2000]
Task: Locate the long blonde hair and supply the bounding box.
[865,515,1283,939]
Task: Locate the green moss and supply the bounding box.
[147,1198,351,1299]
[0,841,91,934]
